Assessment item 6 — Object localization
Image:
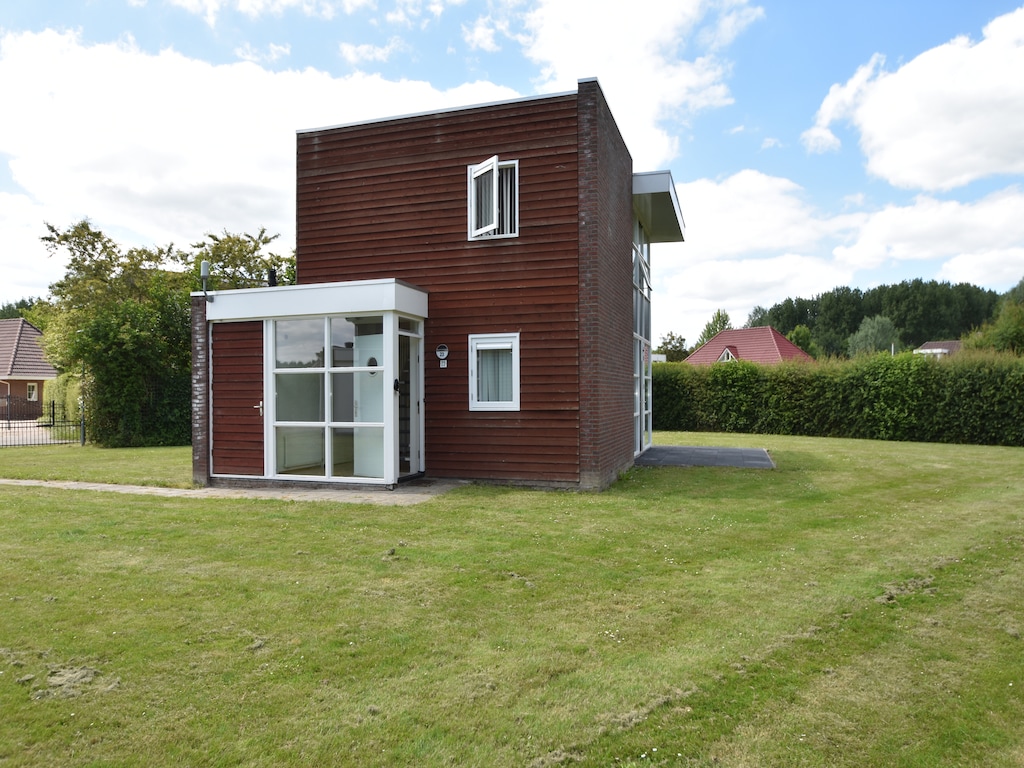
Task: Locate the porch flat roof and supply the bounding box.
[194,278,429,322]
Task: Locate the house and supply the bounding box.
[0,318,58,419]
[191,79,685,490]
[913,340,962,358]
[685,326,812,366]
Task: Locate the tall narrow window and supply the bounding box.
[469,333,520,411]
[468,156,518,240]
[26,383,38,402]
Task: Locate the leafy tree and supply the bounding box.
[40,219,284,446]
[744,305,769,328]
[963,277,1024,355]
[786,324,821,358]
[848,315,901,357]
[695,309,733,349]
[179,228,294,290]
[0,297,37,319]
[655,332,688,362]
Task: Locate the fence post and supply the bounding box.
[80,395,86,446]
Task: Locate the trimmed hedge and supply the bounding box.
[653,351,1024,446]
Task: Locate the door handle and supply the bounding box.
[253,400,263,417]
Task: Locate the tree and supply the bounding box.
[0,298,37,319]
[963,277,1024,355]
[40,219,286,447]
[848,315,901,357]
[786,324,820,358]
[744,306,769,328]
[179,228,294,290]
[695,309,732,349]
[655,332,688,362]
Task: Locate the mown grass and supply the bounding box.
[1,434,1022,767]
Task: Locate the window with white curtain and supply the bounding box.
[468,333,520,411]
[467,156,518,240]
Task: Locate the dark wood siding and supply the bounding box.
[296,94,582,484]
[211,321,264,476]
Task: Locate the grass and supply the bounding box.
[1,433,1022,767]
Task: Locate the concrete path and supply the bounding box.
[1,447,771,504]
[0,477,466,506]
[634,445,775,469]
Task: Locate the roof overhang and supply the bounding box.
[194,278,429,322]
[633,170,685,243]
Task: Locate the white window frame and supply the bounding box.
[26,383,38,401]
[468,156,519,240]
[468,332,520,411]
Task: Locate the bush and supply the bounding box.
[653,351,1024,446]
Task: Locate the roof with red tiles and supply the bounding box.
[685,326,813,366]
[0,318,59,380]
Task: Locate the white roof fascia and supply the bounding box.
[193,278,429,322]
[633,170,685,243]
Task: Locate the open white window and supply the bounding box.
[468,156,518,240]
[469,333,520,411]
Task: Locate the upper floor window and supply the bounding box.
[468,156,518,240]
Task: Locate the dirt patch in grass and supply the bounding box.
[3,647,118,700]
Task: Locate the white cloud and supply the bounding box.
[650,170,862,343]
[340,37,404,64]
[235,41,291,63]
[760,137,781,150]
[800,53,883,154]
[803,8,1024,191]
[463,16,502,52]
[672,170,861,261]
[834,188,1024,273]
[0,29,519,299]
[167,0,373,26]
[520,0,764,170]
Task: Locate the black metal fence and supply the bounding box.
[0,398,84,448]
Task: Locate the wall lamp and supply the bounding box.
[200,260,214,302]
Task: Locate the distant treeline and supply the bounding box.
[747,280,1000,357]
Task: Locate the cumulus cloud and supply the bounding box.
[834,188,1024,275]
[340,37,405,65]
[235,41,291,63]
[520,0,763,170]
[650,170,862,342]
[463,16,502,52]
[803,8,1024,190]
[0,29,518,298]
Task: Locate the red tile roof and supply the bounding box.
[686,326,813,366]
[0,319,58,379]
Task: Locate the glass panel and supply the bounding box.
[331,372,384,423]
[399,317,419,334]
[276,427,325,476]
[332,427,384,479]
[478,347,513,402]
[275,319,324,368]
[275,373,324,422]
[331,317,357,367]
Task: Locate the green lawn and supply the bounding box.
[1,434,1022,767]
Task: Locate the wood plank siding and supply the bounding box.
[210,321,264,475]
[296,93,583,484]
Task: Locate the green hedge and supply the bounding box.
[653,351,1024,446]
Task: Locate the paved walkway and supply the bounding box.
[1,447,772,504]
[0,477,467,506]
[634,445,775,469]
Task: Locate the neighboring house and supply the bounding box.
[913,340,962,358]
[0,318,59,419]
[686,327,813,366]
[191,79,685,490]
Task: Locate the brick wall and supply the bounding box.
[190,296,210,486]
[577,79,636,489]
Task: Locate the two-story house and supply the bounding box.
[191,78,684,490]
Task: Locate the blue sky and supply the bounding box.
[2,0,1023,346]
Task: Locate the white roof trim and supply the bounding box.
[193,278,428,322]
[633,170,685,243]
